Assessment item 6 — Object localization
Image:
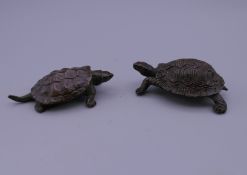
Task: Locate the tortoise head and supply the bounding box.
[133,61,156,77]
[92,70,113,85]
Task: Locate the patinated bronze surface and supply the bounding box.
[8,66,113,113]
[133,58,227,114]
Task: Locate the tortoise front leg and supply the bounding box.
[85,83,96,108]
[136,78,156,95]
[209,93,227,114]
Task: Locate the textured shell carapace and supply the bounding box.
[155,59,225,97]
[31,66,92,104]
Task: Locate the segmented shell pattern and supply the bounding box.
[31,66,92,105]
[155,59,225,97]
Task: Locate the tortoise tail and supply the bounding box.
[222,86,228,91]
[8,93,34,103]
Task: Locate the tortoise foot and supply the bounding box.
[136,88,146,96]
[86,100,96,108]
[213,104,227,114]
[210,93,227,114]
[35,103,46,113]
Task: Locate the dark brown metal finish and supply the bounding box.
[133,58,227,114]
[8,66,113,113]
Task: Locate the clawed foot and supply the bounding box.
[86,100,96,108]
[213,104,227,114]
[136,88,146,96]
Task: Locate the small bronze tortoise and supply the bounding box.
[133,58,228,114]
[9,66,113,113]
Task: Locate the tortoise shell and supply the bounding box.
[155,59,225,97]
[31,66,92,105]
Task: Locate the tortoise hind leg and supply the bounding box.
[85,83,96,108]
[35,102,46,113]
[136,78,156,95]
[209,93,227,114]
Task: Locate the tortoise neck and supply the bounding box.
[143,68,156,77]
[92,70,102,85]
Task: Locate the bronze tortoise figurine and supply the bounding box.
[133,58,228,114]
[8,66,113,113]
